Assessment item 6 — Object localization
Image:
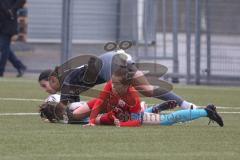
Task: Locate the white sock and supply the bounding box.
[180,101,197,109]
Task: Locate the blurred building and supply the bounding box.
[8,0,240,85]
[27,0,240,42]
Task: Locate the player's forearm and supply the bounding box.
[119,120,141,127]
[89,99,103,123]
[111,115,141,127]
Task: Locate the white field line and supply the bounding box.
[0,97,43,102]
[0,79,36,83]
[1,78,239,91]
[219,112,240,114]
[202,106,240,110]
[0,113,39,116]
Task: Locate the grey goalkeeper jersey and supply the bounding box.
[60,50,134,103]
[98,50,134,81]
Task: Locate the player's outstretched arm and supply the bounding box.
[119,120,141,127]
[83,99,104,127]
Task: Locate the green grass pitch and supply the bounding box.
[0,78,240,160]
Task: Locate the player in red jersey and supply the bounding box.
[85,73,145,127]
[84,73,224,127]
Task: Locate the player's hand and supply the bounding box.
[113,116,120,127]
[82,123,95,127]
[114,119,120,127]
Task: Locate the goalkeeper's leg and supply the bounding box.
[132,71,197,109]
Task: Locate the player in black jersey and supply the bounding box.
[48,41,197,110]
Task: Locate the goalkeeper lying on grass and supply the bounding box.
[39,73,224,127]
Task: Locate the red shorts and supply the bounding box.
[87,98,98,110]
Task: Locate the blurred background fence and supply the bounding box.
[6,0,240,85]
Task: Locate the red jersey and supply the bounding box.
[90,80,141,124]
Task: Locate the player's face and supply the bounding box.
[112,75,128,96]
[39,80,56,94]
[49,76,60,93]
